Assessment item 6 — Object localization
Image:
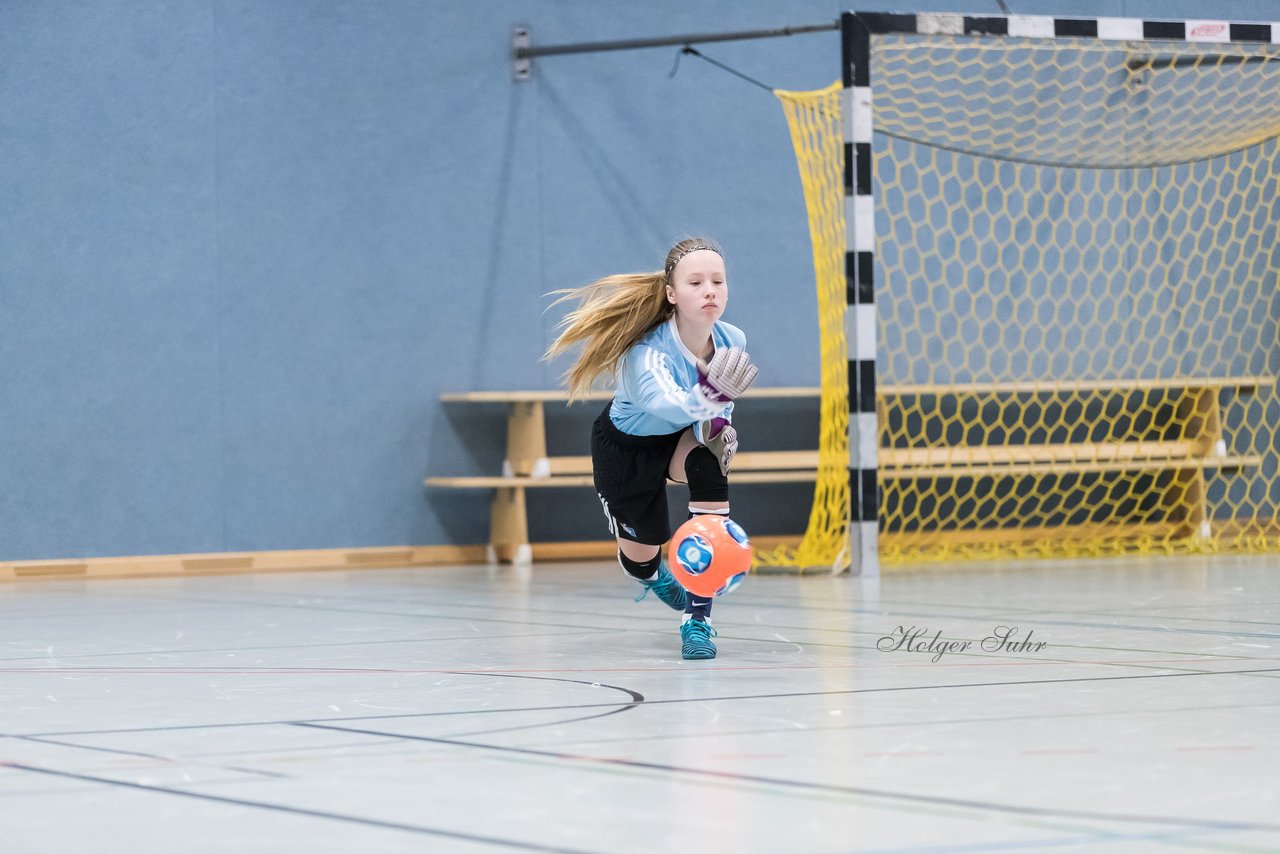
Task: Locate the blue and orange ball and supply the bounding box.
[667,515,752,598]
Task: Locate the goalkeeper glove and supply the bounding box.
[695,347,759,403]
[701,416,739,476]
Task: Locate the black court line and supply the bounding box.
[534,698,1280,753]
[99,696,1280,767]
[538,590,1280,637]
[0,763,600,853]
[114,587,1280,645]
[0,629,589,664]
[15,735,292,780]
[107,574,1265,632]
[16,664,1280,739]
[110,591,675,635]
[317,664,1280,724]
[440,672,644,739]
[295,721,1280,835]
[4,630,1271,679]
[285,584,1280,640]
[752,599,1280,640]
[862,591,1280,614]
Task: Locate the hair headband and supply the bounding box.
[664,241,722,280]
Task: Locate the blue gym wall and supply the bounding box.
[2,0,1278,560]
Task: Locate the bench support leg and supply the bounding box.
[490,486,532,565]
[1175,388,1219,540]
[1181,387,1224,458]
[1167,467,1209,540]
[505,402,550,477]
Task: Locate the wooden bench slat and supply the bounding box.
[880,441,1199,468]
[442,386,823,404]
[888,376,1274,395]
[546,450,821,475]
[428,455,1259,491]
[542,443,1239,476]
[443,376,1275,404]
[886,455,1261,479]
[426,471,821,489]
[431,375,1275,564]
[427,475,596,488]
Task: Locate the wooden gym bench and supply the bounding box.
[427,376,1270,563]
[428,387,821,563]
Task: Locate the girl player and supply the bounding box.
[544,238,759,660]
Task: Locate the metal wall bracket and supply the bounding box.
[512,26,531,81]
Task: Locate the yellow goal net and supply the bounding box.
[768,22,1280,568]
[760,82,851,571]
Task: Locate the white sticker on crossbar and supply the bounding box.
[1272,22,1279,43]
[1186,20,1230,42]
[851,87,872,144]
[858,412,878,468]
[917,13,963,35]
[847,414,877,468]
[856,303,876,361]
[857,521,879,578]
[1097,17,1144,41]
[854,196,874,252]
[844,197,856,255]
[841,87,852,144]
[844,307,857,361]
[844,304,877,362]
[1008,16,1055,38]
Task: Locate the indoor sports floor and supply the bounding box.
[2,555,1278,853]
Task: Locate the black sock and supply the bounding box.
[685,596,713,622]
[684,507,726,621]
[618,550,660,581]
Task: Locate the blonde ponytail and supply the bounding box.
[543,271,672,400]
[543,238,722,400]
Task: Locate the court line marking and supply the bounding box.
[59,587,1280,652]
[849,826,1232,853]
[14,735,292,780]
[0,762,601,853]
[45,568,1264,640]
[2,653,1277,678]
[8,672,647,763]
[0,629,589,664]
[15,665,1279,739]
[526,698,1280,752]
[128,584,1280,640]
[439,672,645,739]
[294,721,1280,835]
[860,593,1280,625]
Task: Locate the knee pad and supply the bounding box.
[618,550,661,580]
[684,445,729,503]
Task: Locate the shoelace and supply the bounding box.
[633,571,681,604]
[683,620,717,640]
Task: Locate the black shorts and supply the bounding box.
[591,402,686,546]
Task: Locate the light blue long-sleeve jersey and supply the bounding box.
[609,316,746,440]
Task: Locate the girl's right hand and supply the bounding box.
[696,347,759,402]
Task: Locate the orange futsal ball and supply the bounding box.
[667,515,752,598]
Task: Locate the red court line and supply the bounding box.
[707,753,788,759]
[0,656,1275,676]
[1174,745,1255,752]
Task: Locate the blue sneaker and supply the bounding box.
[681,618,718,660]
[632,560,689,611]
